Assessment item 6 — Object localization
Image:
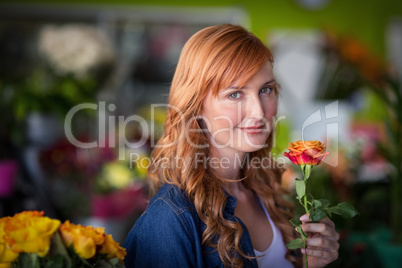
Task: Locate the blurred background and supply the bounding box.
[0,0,401,267]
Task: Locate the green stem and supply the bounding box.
[303,194,309,214]
[305,252,308,268]
[303,174,309,268]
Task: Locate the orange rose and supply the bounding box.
[98,234,126,261]
[0,217,18,264]
[59,221,105,259]
[284,140,329,166]
[2,211,60,258]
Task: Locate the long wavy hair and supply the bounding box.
[148,24,299,267]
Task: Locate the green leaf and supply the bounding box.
[289,218,299,227]
[328,202,359,219]
[67,245,92,268]
[311,199,331,209]
[286,238,305,249]
[326,209,332,218]
[43,255,65,268]
[311,199,322,208]
[309,198,333,221]
[95,259,114,268]
[18,253,39,267]
[49,231,72,268]
[318,199,331,208]
[295,225,307,240]
[310,206,327,221]
[295,178,306,200]
[109,258,121,267]
[79,257,93,268]
[115,262,126,268]
[108,258,120,266]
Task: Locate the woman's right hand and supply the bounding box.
[300,214,340,268]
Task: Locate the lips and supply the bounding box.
[239,125,265,134]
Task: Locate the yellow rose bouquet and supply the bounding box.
[0,211,126,268]
[284,140,359,268]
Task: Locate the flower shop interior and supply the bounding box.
[0,0,402,267]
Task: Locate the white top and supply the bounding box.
[253,200,294,268]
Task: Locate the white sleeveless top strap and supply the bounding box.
[253,199,293,268]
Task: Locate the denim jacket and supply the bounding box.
[123,183,259,267]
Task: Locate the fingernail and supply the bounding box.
[300,215,308,221]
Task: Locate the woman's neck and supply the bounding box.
[208,148,247,196]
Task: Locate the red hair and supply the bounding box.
[148,24,299,267]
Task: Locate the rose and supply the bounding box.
[2,211,60,258]
[284,140,329,166]
[59,221,126,262]
[59,221,105,259]
[284,140,358,268]
[0,218,18,264]
[99,234,127,261]
[0,211,126,267]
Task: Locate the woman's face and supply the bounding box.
[200,62,278,156]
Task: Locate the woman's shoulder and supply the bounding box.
[127,183,200,236]
[125,183,201,244]
[124,184,206,267]
[148,183,197,215]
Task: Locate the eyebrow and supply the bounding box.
[223,79,276,91]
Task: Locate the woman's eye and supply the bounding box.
[228,92,241,99]
[260,87,272,94]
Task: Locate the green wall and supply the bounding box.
[9,0,402,58]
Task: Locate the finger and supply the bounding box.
[299,213,310,223]
[306,236,340,251]
[320,216,335,228]
[300,214,335,228]
[301,247,339,262]
[302,223,340,241]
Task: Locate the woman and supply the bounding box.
[124,24,339,268]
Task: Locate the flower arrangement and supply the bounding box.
[0,211,126,268]
[284,140,359,268]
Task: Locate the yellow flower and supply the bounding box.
[135,155,149,179]
[0,217,18,263]
[100,162,133,189]
[0,244,18,264]
[60,221,105,259]
[1,211,127,266]
[4,211,60,257]
[99,234,126,261]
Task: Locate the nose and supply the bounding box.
[248,95,265,120]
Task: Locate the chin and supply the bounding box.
[242,145,266,153]
[243,136,269,150]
